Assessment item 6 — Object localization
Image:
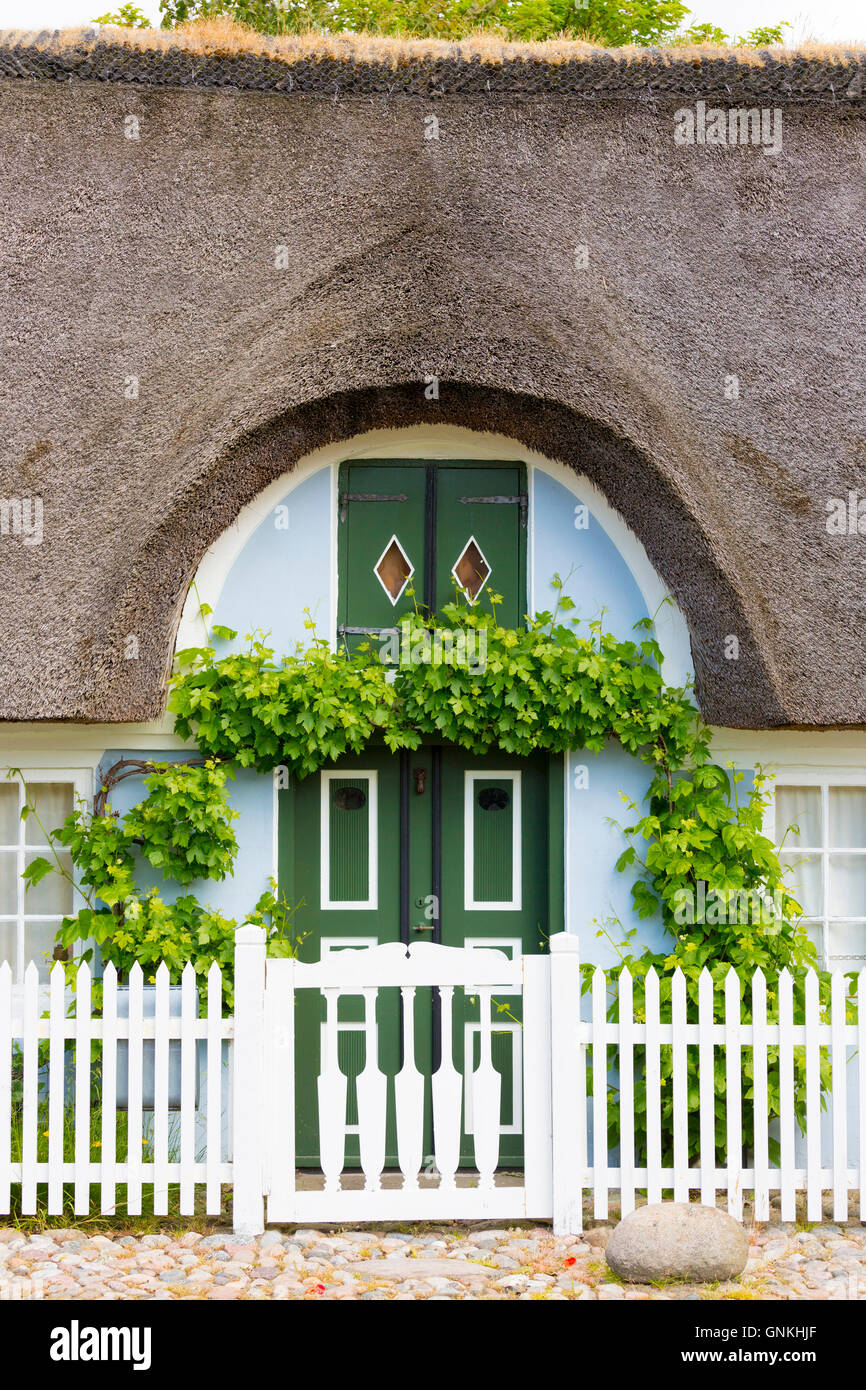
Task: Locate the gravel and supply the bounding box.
[1,1220,865,1301]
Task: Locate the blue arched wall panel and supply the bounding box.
[104,463,709,964]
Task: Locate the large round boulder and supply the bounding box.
[605,1203,748,1283]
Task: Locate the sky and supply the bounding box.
[0,0,864,42]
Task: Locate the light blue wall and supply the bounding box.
[531,470,648,642]
[105,462,710,963]
[532,470,670,964]
[211,467,333,657]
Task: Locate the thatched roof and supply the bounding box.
[2,24,865,101]
[0,26,864,727]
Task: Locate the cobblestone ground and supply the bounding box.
[2,1221,866,1300]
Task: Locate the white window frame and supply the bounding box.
[0,768,91,992]
[768,770,866,971]
[464,771,522,911]
[320,770,378,910]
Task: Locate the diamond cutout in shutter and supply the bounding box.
[451,536,491,603]
[374,534,414,605]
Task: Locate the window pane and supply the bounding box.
[826,920,866,966]
[27,783,74,841]
[829,854,866,917]
[829,788,866,850]
[0,784,19,844]
[780,851,822,917]
[24,852,73,914]
[775,786,822,847]
[23,920,57,980]
[0,851,18,915]
[0,920,16,970]
[803,920,825,963]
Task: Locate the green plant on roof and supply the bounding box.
[92,4,153,24]
[156,1,790,49]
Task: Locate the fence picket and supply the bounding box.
[591,967,607,1219]
[804,969,821,1222]
[644,967,662,1205]
[698,968,715,1208]
[153,962,170,1216]
[21,962,39,1215]
[127,962,144,1217]
[778,969,795,1223]
[264,957,296,1222]
[101,963,118,1217]
[671,969,688,1203]
[619,968,635,1217]
[206,961,222,1216]
[74,961,92,1216]
[48,961,65,1215]
[724,969,742,1220]
[831,971,848,1222]
[431,985,461,1190]
[550,934,581,1233]
[752,969,769,1222]
[394,986,424,1189]
[179,963,196,1216]
[523,954,554,1219]
[0,962,10,1214]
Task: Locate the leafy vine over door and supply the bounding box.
[22,578,831,1163]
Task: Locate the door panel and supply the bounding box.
[440,748,551,1164]
[281,749,404,1166]
[280,746,561,1171]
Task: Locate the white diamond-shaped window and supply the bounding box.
[374,534,414,605]
[451,536,491,603]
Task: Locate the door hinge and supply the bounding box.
[458,495,528,527]
[339,492,408,522]
[338,625,398,638]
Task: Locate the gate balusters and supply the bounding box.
[472,986,502,1191]
[356,985,387,1191]
[432,984,461,1190]
[317,986,347,1193]
[395,985,424,1188]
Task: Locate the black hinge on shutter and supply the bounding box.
[339,492,408,523]
[337,625,398,638]
[458,494,528,527]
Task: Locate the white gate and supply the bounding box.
[245,937,553,1227]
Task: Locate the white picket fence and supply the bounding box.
[1,929,864,1236]
[0,958,231,1219]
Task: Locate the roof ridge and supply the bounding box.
[1,25,864,102]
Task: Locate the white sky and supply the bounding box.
[0,0,863,42]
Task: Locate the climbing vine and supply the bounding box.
[21,576,839,1157]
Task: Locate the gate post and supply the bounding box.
[232,924,267,1239]
[549,932,584,1235]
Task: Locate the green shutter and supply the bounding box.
[337,460,527,646]
[338,463,426,654]
[435,465,526,627]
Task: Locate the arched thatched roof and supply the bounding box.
[0,31,863,726]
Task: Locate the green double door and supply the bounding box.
[279,745,562,1168]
